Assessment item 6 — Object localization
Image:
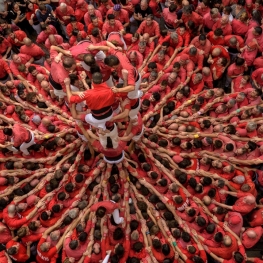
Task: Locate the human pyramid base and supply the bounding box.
[1,0,263,262]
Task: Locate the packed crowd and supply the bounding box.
[0,0,263,262]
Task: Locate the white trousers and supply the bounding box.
[98,123,118,149]
[129,99,141,120]
[133,125,144,142]
[85,112,113,130]
[20,131,35,155]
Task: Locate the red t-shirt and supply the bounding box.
[36,237,58,263]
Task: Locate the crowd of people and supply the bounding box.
[0,0,263,262]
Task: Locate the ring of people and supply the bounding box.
[0,0,263,263]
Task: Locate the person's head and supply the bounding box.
[253,26,262,36]
[63,57,76,72]
[113,227,124,240]
[223,235,232,247]
[107,14,116,26]
[140,0,148,10]
[214,231,223,242]
[40,241,51,252]
[145,14,154,26]
[23,37,33,47]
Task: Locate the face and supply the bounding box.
[139,46,146,53]
[28,3,33,10]
[158,53,164,61]
[141,104,149,111]
[146,18,152,26]
[168,74,177,84]
[109,19,115,26]
[92,18,99,26]
[57,138,66,146]
[179,28,185,35]
[131,36,138,43]
[140,2,148,10]
[176,92,183,100]
[93,243,100,254]
[31,96,37,103]
[88,6,95,15]
[13,4,19,11]
[129,54,136,62]
[13,55,21,64]
[41,9,47,15]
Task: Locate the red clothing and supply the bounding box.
[20,43,45,59]
[182,11,203,27]
[55,5,74,25]
[227,63,246,77]
[7,30,27,47]
[6,240,29,262]
[211,45,230,61]
[66,22,84,36]
[137,20,160,38]
[37,237,57,263]
[232,192,256,215]
[0,222,12,244]
[253,56,263,69]
[242,227,263,248]
[203,12,221,30]
[102,20,124,36]
[0,37,11,56]
[11,123,30,147]
[36,25,57,44]
[251,68,263,87]
[206,32,225,46]
[70,82,115,109]
[84,10,103,27]
[190,36,211,57]
[9,54,32,77]
[224,35,244,48]
[232,19,249,36]
[92,140,126,159]
[176,28,191,46]
[212,19,232,36]
[181,47,204,70]
[162,8,177,28]
[45,35,63,49]
[90,200,119,214]
[0,58,11,78]
[0,251,8,263]
[108,48,136,85]
[106,8,129,24]
[87,20,103,35]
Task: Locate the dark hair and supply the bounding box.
[104,55,119,67]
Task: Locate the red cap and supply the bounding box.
[27,195,38,206]
[180,54,189,61]
[0,177,7,185]
[227,212,243,235]
[229,215,241,225]
[0,131,6,144]
[6,105,15,115]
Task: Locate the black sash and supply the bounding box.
[49,74,63,90]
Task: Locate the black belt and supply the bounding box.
[91,106,113,120]
[105,152,123,161]
[25,131,32,143]
[131,98,139,110]
[0,73,8,81]
[164,21,174,29]
[49,74,63,90]
[34,56,43,61]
